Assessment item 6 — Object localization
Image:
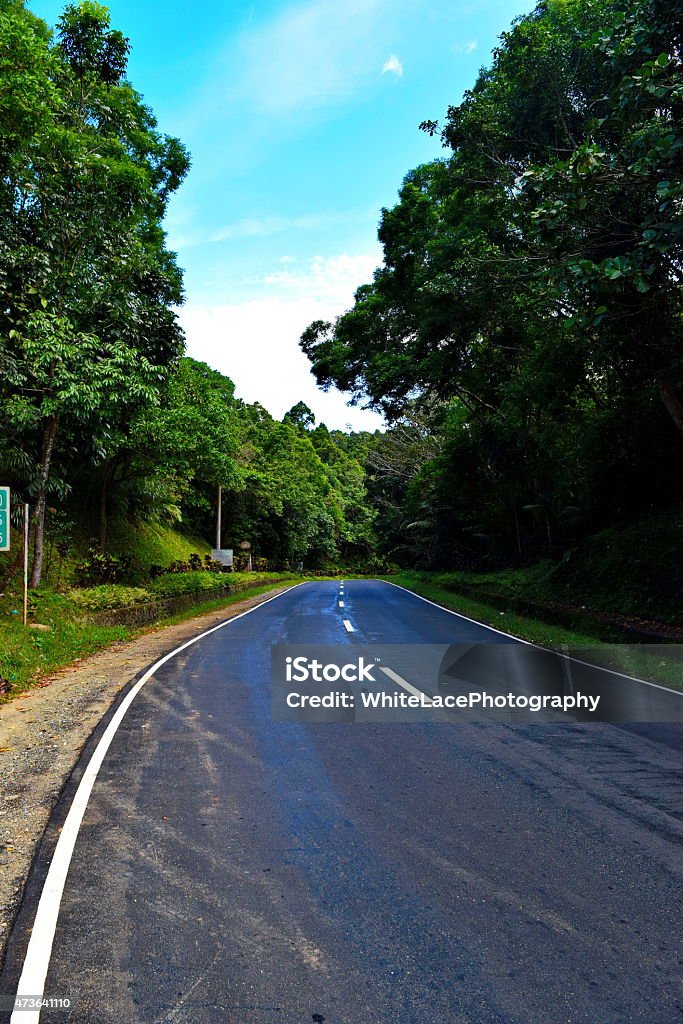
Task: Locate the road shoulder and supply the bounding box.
[0,584,296,963]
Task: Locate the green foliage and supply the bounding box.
[105,520,211,573]
[301,0,683,570]
[148,569,291,598]
[0,587,129,698]
[74,547,133,585]
[0,5,379,579]
[150,570,230,597]
[0,0,189,584]
[68,584,150,610]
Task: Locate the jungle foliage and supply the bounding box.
[302,0,683,569]
[0,2,381,581]
[2,0,682,591]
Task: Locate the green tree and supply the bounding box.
[283,401,316,431]
[301,0,683,565]
[0,1,189,582]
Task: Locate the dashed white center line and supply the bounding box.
[379,666,430,701]
[338,600,345,608]
[342,619,355,633]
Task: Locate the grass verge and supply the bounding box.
[0,575,304,701]
[385,572,683,693]
[386,572,599,646]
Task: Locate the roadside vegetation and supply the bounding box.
[1,0,681,701]
[0,566,306,700]
[0,513,363,699]
[302,0,683,601]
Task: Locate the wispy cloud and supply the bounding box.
[258,250,381,302]
[210,212,353,244]
[381,54,403,77]
[453,39,478,54]
[233,0,393,117]
[166,208,372,251]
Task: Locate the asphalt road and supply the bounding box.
[2,580,682,1024]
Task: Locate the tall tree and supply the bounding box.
[0,1,189,583]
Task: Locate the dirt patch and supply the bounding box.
[0,585,295,962]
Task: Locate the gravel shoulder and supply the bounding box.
[0,584,296,963]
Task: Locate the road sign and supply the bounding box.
[211,548,233,567]
[0,487,9,551]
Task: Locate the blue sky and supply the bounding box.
[30,0,530,430]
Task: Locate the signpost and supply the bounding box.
[0,487,9,552]
[23,503,29,626]
[211,548,233,567]
[0,489,30,625]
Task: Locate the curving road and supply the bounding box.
[2,580,682,1024]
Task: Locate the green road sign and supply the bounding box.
[0,487,9,551]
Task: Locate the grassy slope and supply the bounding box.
[106,517,211,575]
[1,521,223,699]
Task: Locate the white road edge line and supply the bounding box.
[380,579,683,697]
[343,619,355,633]
[10,582,310,1024]
[379,665,429,701]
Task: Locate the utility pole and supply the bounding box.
[216,484,222,550]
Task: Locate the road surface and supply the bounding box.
[2,580,682,1023]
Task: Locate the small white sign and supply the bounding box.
[211,548,233,567]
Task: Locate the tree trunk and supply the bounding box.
[513,505,522,557]
[658,378,683,442]
[99,471,109,551]
[29,414,57,588]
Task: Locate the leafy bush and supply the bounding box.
[150,570,228,598]
[68,585,151,611]
[153,553,227,577]
[74,548,135,586]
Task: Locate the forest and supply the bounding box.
[1,0,682,629]
[302,0,683,572]
[0,0,383,586]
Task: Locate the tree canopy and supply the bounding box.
[301,0,683,566]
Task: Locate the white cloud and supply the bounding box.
[453,39,478,54]
[258,250,381,302]
[178,251,385,431]
[381,54,403,77]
